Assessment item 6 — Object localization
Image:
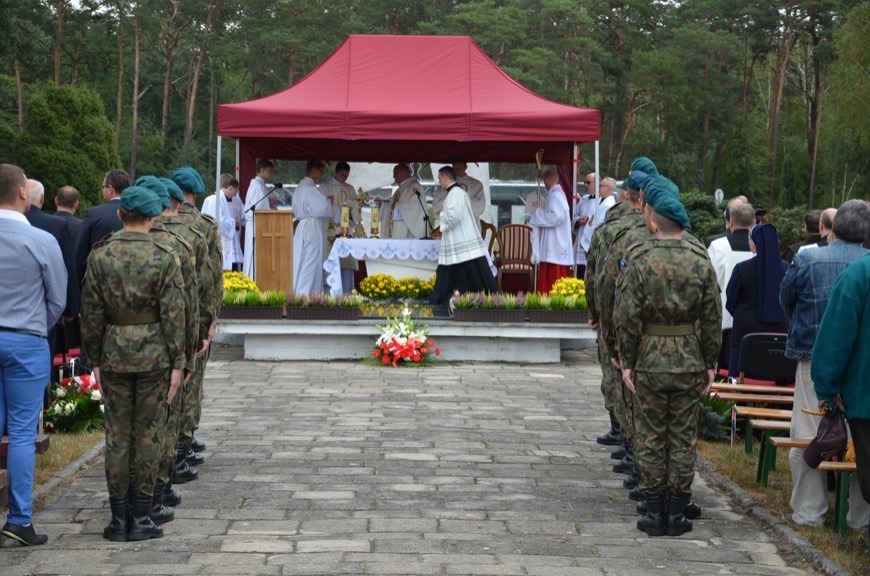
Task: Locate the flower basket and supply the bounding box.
[527,309,589,324]
[453,309,528,323]
[285,306,360,321]
[220,306,284,320]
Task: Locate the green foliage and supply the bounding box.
[766,206,807,251]
[699,392,733,442]
[681,189,723,241]
[224,290,286,307]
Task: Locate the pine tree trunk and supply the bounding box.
[115,19,124,149]
[767,10,798,204]
[54,1,67,86]
[160,2,183,163]
[183,0,216,155]
[14,54,23,133]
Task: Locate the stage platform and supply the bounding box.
[216,318,595,363]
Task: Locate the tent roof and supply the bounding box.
[218,35,599,143]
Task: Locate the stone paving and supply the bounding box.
[0,347,816,575]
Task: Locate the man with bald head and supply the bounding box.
[797,207,836,255]
[380,163,428,239]
[53,186,82,244]
[704,196,748,247]
[708,202,756,335]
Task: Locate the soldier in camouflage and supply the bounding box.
[81,186,186,542]
[161,176,213,485]
[614,189,721,538]
[170,167,223,463]
[135,176,199,523]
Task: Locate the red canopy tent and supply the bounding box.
[217,34,601,198]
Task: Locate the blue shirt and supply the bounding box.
[779,239,868,359]
[0,210,67,337]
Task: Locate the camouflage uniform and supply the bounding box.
[177,205,223,436]
[149,220,199,488]
[585,201,631,422]
[81,231,185,498]
[614,238,721,496]
[161,215,212,452]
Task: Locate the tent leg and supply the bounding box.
[594,140,600,204]
[215,136,222,223]
[572,142,579,278]
[235,139,240,179]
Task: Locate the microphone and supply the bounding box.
[272,182,283,189]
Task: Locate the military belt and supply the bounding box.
[106,312,160,325]
[642,323,694,336]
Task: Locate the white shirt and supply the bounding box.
[529,184,573,266]
[242,176,271,278]
[579,194,615,253]
[457,174,486,220]
[572,194,597,264]
[708,233,754,330]
[202,192,244,269]
[438,184,487,266]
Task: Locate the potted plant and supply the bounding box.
[452,292,528,322]
[285,293,363,320]
[526,292,589,323]
[220,290,286,319]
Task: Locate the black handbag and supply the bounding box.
[803,402,848,469]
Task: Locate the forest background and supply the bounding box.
[0,0,867,243]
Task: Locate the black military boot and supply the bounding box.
[611,440,627,460]
[172,445,199,484]
[185,446,205,466]
[684,500,702,520]
[596,411,623,446]
[163,482,182,507]
[636,497,646,516]
[622,472,639,490]
[637,493,666,537]
[190,437,206,453]
[628,485,644,502]
[150,484,175,525]
[612,452,634,474]
[128,493,163,541]
[666,493,693,537]
[103,496,128,542]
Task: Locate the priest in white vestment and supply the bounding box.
[453,157,487,221]
[577,176,616,258]
[529,169,573,294]
[320,162,360,293]
[242,159,275,279]
[202,174,244,270]
[380,163,428,239]
[292,160,332,295]
[572,173,598,276]
[428,166,497,305]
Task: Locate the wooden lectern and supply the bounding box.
[254,209,294,294]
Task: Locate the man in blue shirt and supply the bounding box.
[0,164,67,546]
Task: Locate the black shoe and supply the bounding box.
[623,473,639,490]
[636,498,647,516]
[173,445,199,484]
[150,484,175,525]
[103,496,128,542]
[1,522,48,546]
[596,411,623,446]
[163,483,182,507]
[685,500,702,520]
[190,438,206,453]
[637,493,666,537]
[612,454,635,474]
[611,444,626,460]
[665,493,693,537]
[185,447,205,466]
[128,493,163,541]
[628,486,644,502]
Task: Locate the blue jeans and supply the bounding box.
[0,330,49,525]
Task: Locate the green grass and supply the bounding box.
[34,430,103,488]
[700,440,870,575]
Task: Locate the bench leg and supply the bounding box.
[757,437,776,487]
[836,471,851,536]
[745,420,754,454]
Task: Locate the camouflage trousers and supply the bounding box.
[102,369,169,497]
[597,338,632,443]
[178,348,209,445]
[156,373,186,485]
[633,371,703,496]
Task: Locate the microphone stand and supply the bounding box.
[414,189,431,240]
[244,183,283,278]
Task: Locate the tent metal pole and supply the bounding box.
[215,136,222,225]
[594,140,600,205]
[235,139,240,179]
[572,142,579,278]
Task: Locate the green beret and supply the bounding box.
[619,171,647,191]
[134,175,169,209]
[170,166,206,195]
[630,156,659,178]
[649,191,691,229]
[642,175,680,204]
[120,186,163,218]
[159,177,185,203]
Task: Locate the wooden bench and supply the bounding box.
[818,461,857,535]
[757,437,811,486]
[0,469,7,510]
[714,392,794,406]
[731,407,793,453]
[712,383,795,394]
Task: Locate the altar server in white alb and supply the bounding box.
[381,163,428,239]
[202,174,245,271]
[320,162,359,292]
[292,160,333,295]
[529,168,573,293]
[242,159,275,278]
[452,156,487,221]
[428,166,497,305]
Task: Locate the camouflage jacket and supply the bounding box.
[614,238,722,373]
[161,215,213,342]
[585,201,631,322]
[151,220,199,372]
[179,204,223,317]
[81,230,185,372]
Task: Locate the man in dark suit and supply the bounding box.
[75,169,130,286]
[53,185,82,245]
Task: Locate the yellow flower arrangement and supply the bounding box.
[359,274,437,300]
[223,271,258,292]
[550,277,586,299]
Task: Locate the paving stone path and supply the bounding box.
[1,347,815,575]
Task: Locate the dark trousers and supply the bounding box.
[849,419,870,504]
